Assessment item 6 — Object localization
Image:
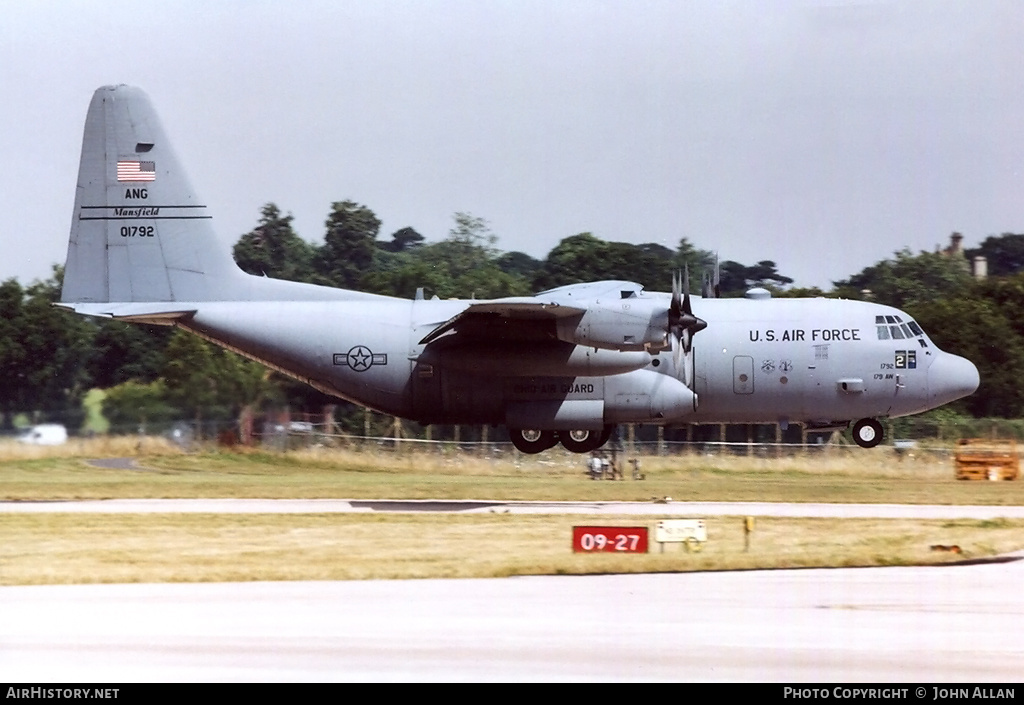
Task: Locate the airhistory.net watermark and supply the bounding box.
[6,689,118,700]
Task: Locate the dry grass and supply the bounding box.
[2,512,1020,586]
[2,440,1021,506]
[0,436,180,462]
[2,439,1022,586]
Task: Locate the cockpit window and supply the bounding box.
[876,316,928,344]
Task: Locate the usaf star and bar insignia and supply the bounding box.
[333,345,388,372]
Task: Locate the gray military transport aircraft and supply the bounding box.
[58,86,980,453]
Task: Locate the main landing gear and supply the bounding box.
[851,418,884,448]
[508,429,558,454]
[509,426,614,454]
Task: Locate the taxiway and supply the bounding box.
[4,497,1024,519]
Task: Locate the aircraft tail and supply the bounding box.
[61,85,256,305]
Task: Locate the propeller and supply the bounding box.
[701,255,721,299]
[669,267,707,386]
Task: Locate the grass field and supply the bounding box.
[3,439,1023,505]
[1,438,1022,585]
[3,512,1021,586]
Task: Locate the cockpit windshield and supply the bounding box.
[876,315,927,346]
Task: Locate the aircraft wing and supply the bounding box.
[418,298,586,345]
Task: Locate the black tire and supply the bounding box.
[509,429,558,454]
[560,426,613,454]
[852,418,884,448]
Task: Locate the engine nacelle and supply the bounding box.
[555,299,669,352]
[503,368,697,429]
[604,368,698,422]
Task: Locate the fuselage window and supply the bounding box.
[877,326,891,340]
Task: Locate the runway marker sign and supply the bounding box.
[572,526,649,553]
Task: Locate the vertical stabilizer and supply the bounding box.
[61,85,248,304]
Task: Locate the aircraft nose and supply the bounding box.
[928,353,980,406]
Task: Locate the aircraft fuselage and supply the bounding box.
[177,293,976,435]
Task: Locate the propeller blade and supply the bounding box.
[670,270,681,320]
[682,266,693,315]
[670,329,694,387]
[712,254,721,298]
[701,256,721,299]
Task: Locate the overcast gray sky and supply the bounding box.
[2,0,1022,289]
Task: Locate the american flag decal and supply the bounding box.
[117,160,156,182]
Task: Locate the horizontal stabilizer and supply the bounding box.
[55,302,196,325]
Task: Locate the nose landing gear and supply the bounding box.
[852,418,884,448]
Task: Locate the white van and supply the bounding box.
[18,424,68,446]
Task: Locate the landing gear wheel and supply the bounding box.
[852,418,884,448]
[560,426,613,454]
[509,429,558,454]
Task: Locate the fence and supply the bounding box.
[22,403,1012,458]
[245,420,968,462]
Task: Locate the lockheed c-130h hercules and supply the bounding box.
[58,86,980,453]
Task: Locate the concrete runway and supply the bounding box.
[4,499,1023,681]
[4,560,1024,682]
